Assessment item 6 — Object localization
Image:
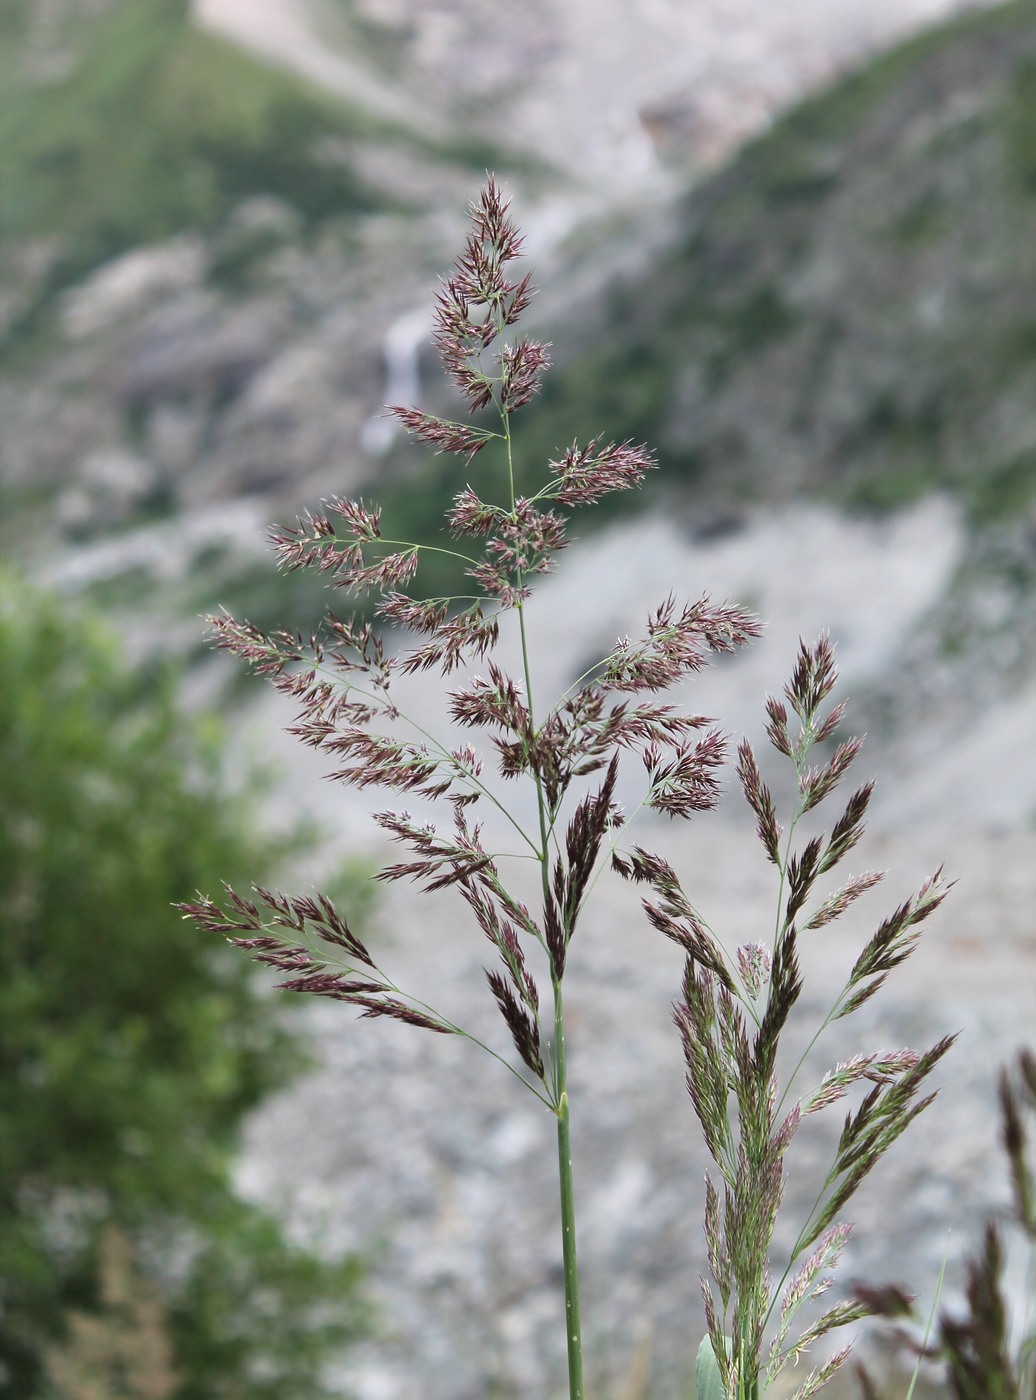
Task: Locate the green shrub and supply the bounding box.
[0,572,368,1398]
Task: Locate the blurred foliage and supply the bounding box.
[0,572,369,1398]
[39,1224,179,1400]
[0,0,529,286]
[505,0,1036,526]
[0,0,391,281]
[1005,54,1036,190]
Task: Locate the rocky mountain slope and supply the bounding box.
[519,0,1036,522]
[2,0,1034,687]
[196,0,999,196]
[0,3,1019,559]
[3,5,1034,1395]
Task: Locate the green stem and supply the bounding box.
[771,1003,838,1123]
[737,1313,760,1400]
[496,301,585,1398]
[375,538,483,568]
[905,1249,948,1400]
[554,989,584,1400]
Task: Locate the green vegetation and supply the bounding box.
[891,188,950,246]
[508,0,1036,529]
[1005,54,1036,189]
[0,572,368,1398]
[0,0,535,275]
[965,445,1036,524]
[0,0,392,276]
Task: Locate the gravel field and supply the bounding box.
[237,501,1036,1399]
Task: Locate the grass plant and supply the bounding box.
[182,180,958,1399]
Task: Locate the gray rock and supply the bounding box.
[56,445,157,533]
[60,237,208,339]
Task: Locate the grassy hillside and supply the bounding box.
[1,0,392,272]
[495,0,1036,529]
[0,0,515,332]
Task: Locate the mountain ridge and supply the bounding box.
[2,0,1034,688]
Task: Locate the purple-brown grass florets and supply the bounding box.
[397,176,550,424]
[547,437,657,506]
[387,407,498,460]
[604,596,761,693]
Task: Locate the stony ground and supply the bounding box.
[196,0,1000,194]
[235,500,1036,1400]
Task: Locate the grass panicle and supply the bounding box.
[179,180,961,1400]
[644,636,956,1399]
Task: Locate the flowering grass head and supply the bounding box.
[180,180,954,1400]
[182,178,758,1094]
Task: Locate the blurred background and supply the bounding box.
[2,0,1035,1396]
